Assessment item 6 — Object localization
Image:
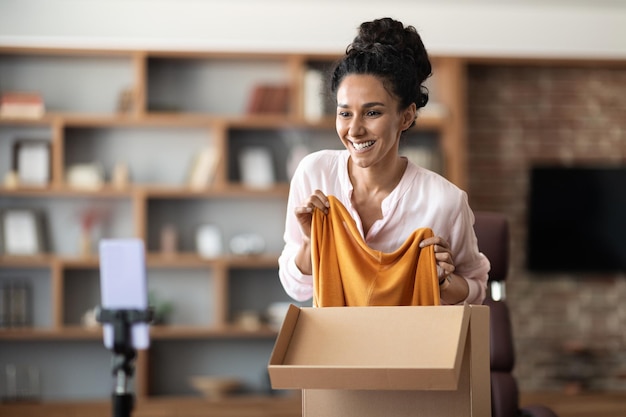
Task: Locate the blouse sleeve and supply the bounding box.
[447,193,490,305]
[278,160,314,302]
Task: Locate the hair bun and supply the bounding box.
[350,18,414,57]
[332,17,432,118]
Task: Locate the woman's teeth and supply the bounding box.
[352,140,375,151]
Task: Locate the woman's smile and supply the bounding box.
[351,140,376,151]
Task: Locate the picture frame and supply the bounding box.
[0,209,44,255]
[12,139,51,187]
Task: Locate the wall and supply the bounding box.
[3,0,626,394]
[467,62,626,391]
[0,0,625,59]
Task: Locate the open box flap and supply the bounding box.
[268,304,471,390]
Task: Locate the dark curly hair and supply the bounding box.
[330,17,432,128]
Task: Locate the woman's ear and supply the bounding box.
[401,103,417,130]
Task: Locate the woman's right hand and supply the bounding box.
[294,190,329,243]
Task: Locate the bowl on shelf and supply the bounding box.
[188,375,242,400]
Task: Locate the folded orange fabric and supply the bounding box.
[311,195,441,307]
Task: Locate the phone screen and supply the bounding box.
[99,239,150,350]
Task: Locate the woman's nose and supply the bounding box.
[348,117,365,136]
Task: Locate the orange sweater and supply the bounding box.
[311,196,441,307]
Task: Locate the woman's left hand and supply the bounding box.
[419,236,455,280]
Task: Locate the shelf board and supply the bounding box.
[150,324,278,339]
[146,252,279,269]
[60,112,217,127]
[143,183,290,198]
[0,324,278,341]
[0,326,102,341]
[0,254,55,267]
[0,184,134,197]
[0,253,279,270]
[0,114,57,125]
[0,183,290,198]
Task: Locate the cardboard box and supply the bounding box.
[268,304,490,417]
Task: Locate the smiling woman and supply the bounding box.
[278,17,490,307]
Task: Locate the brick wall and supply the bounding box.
[466,63,626,392]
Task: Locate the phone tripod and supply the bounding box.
[97,308,153,417]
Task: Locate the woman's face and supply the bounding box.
[335,74,415,170]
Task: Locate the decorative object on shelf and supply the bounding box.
[3,364,40,402]
[11,139,50,187]
[148,290,174,325]
[401,145,442,173]
[116,88,134,114]
[187,147,219,190]
[111,162,130,189]
[0,280,32,328]
[160,224,178,256]
[66,163,104,190]
[246,84,290,115]
[229,233,265,255]
[0,92,45,119]
[77,207,109,256]
[0,209,44,255]
[265,302,292,331]
[285,138,310,180]
[2,170,19,189]
[196,224,223,259]
[188,375,242,400]
[238,146,275,189]
[81,306,100,328]
[235,310,262,331]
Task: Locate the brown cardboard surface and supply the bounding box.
[269,304,471,391]
[268,304,491,417]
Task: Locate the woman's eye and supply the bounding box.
[366,110,381,117]
[337,111,351,118]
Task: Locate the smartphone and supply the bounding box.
[99,238,150,350]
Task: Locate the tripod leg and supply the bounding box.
[113,392,134,417]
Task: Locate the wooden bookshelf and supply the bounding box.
[0,46,467,409]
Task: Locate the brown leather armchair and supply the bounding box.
[474,212,558,417]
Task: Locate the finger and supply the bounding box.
[435,251,454,264]
[306,191,329,213]
[419,236,449,248]
[438,263,455,275]
[295,206,313,214]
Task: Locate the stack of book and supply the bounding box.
[0,92,45,119]
[246,84,290,115]
[0,281,32,328]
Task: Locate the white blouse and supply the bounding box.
[278,149,490,305]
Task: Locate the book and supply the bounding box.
[187,147,219,190]
[1,281,32,327]
[246,84,290,115]
[0,92,45,119]
[0,284,7,328]
[303,69,325,121]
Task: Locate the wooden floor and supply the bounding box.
[520,391,626,417]
[2,391,625,417]
[0,394,302,417]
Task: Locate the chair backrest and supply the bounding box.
[473,212,510,284]
[474,212,518,417]
[473,212,559,417]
